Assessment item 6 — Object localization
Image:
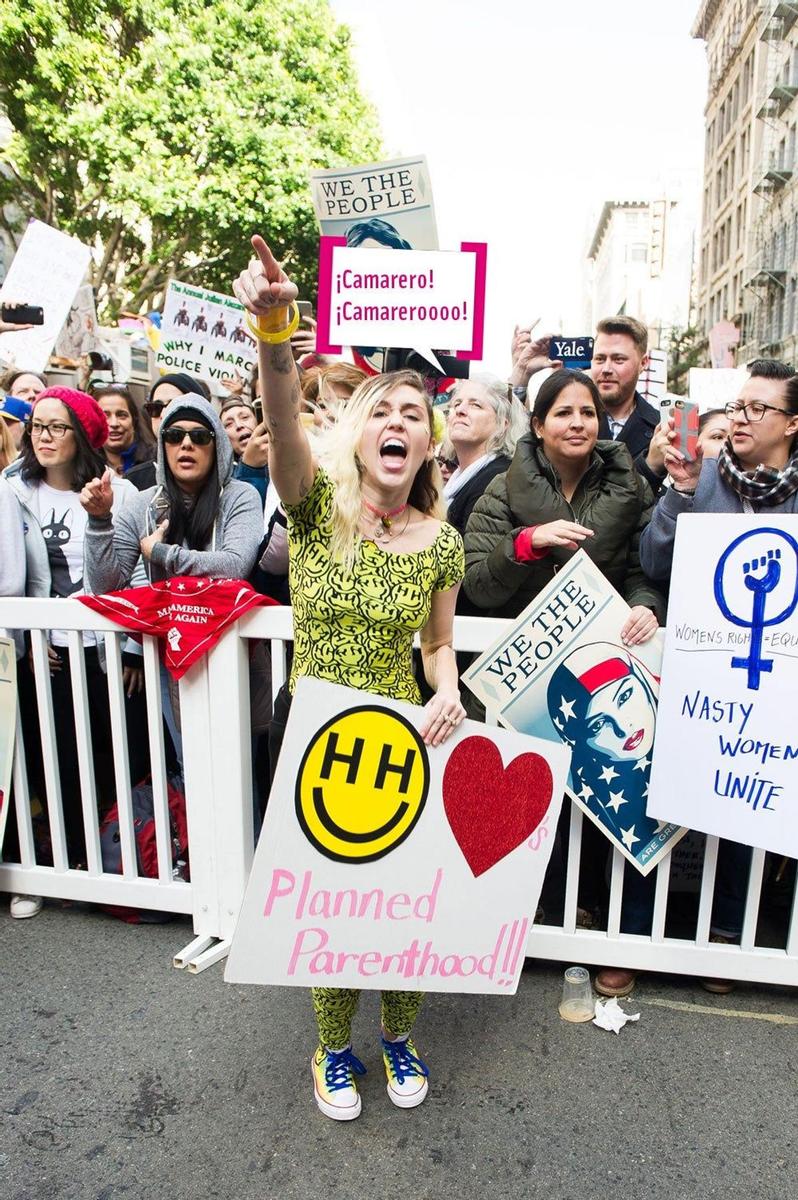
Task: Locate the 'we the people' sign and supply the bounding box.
[463,554,686,875]
[226,679,569,994]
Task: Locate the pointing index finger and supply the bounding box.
[251,235,282,283]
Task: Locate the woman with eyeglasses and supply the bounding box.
[2,387,149,917]
[443,374,528,539]
[641,360,798,583]
[640,358,798,995]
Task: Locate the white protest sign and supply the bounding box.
[225,679,568,994]
[316,241,487,372]
[637,347,668,406]
[0,637,17,852]
[54,283,99,362]
[688,367,748,412]
[0,221,91,372]
[310,155,438,249]
[156,280,256,384]
[463,552,686,875]
[649,515,798,858]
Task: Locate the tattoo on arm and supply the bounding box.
[269,342,294,375]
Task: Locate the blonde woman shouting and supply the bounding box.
[234,236,465,1122]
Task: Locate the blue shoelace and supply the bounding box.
[323,1046,367,1092]
[381,1037,429,1085]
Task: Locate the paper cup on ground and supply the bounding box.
[559,966,594,1022]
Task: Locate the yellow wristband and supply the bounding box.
[245,302,300,345]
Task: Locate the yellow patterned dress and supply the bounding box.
[285,468,464,701]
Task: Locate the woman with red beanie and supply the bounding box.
[3,387,149,918]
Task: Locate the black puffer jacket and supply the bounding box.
[462,435,666,620]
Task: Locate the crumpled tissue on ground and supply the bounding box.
[592,996,640,1033]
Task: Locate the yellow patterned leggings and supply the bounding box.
[311,987,424,1050]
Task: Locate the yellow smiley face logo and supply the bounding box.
[295,706,430,863]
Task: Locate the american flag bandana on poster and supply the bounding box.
[79,577,278,679]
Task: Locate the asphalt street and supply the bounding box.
[2,903,797,1200]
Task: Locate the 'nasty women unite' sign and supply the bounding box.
[649,515,798,858]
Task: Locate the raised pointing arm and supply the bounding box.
[232,236,315,505]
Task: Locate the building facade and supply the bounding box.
[693,1,798,365]
[584,196,696,344]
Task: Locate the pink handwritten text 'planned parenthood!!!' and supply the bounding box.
[317,239,487,372]
[262,866,528,987]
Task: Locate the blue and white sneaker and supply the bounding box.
[381,1035,429,1109]
[311,1045,366,1121]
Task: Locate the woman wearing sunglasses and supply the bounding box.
[2,387,149,917]
[81,398,266,780]
[127,373,211,492]
[81,397,263,589]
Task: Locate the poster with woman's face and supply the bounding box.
[311,156,439,375]
[463,553,687,875]
[0,636,17,850]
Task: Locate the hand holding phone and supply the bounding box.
[1,302,44,328]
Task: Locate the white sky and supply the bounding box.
[329,0,709,374]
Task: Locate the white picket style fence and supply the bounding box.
[0,597,795,984]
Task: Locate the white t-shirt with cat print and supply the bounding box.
[31,482,98,647]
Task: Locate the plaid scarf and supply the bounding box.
[716,444,798,507]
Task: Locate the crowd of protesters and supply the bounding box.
[1,252,797,1121]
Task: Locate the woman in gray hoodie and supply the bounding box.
[82,397,263,590]
[80,397,268,796]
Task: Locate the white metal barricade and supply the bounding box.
[1,598,796,985]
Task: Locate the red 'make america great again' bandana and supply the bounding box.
[79,577,278,679]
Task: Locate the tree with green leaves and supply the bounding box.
[0,0,381,317]
[667,325,708,395]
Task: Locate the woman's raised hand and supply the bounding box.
[233,235,298,316]
[80,469,114,519]
[531,520,594,551]
[664,444,702,492]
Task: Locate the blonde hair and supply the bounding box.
[302,362,367,413]
[317,369,445,572]
[0,417,18,471]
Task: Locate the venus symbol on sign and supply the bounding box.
[713,528,798,691]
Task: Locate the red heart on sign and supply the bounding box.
[443,736,553,878]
